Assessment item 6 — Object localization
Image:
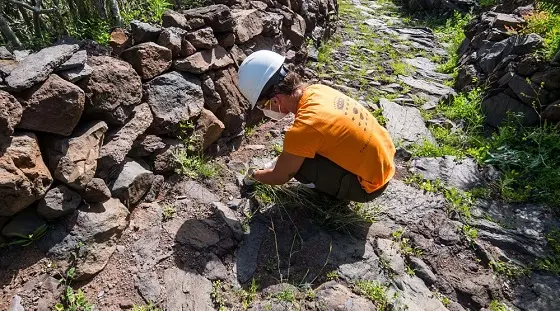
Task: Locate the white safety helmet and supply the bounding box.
[238,50,286,109]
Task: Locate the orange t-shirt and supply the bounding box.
[284,84,396,193]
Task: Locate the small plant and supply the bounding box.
[132,303,163,311]
[211,280,229,311]
[162,204,176,221]
[235,278,259,310]
[406,265,416,276]
[434,291,451,307]
[392,228,423,257]
[512,1,560,59]
[55,287,94,311]
[174,150,217,179]
[1,223,48,247]
[326,270,339,281]
[489,260,526,278]
[355,280,392,311]
[489,300,510,311]
[272,287,296,303]
[537,230,560,274]
[272,143,283,156]
[461,224,478,245]
[480,0,496,6]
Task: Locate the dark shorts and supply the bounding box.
[294,155,388,203]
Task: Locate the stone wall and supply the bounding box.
[0,0,337,242]
[454,5,560,128]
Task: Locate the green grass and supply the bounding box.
[537,230,560,274]
[354,280,392,311]
[211,280,229,311]
[162,204,176,221]
[391,228,423,257]
[271,287,296,303]
[515,1,560,59]
[252,184,380,231]
[174,150,218,179]
[489,260,527,278]
[489,300,510,311]
[0,223,48,248]
[132,303,163,311]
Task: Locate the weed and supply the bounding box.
[480,0,496,6]
[211,280,229,311]
[326,270,339,281]
[537,230,560,274]
[489,300,510,311]
[174,150,217,179]
[239,278,259,310]
[162,204,176,221]
[489,260,527,278]
[406,265,416,276]
[392,228,423,257]
[55,287,94,311]
[355,280,392,311]
[434,291,451,307]
[244,125,257,137]
[1,223,48,247]
[272,143,283,156]
[460,224,478,245]
[272,287,296,303]
[511,1,560,59]
[132,303,163,311]
[431,11,472,73]
[371,108,387,126]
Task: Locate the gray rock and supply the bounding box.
[478,34,543,74]
[135,271,161,304]
[0,133,53,217]
[37,198,129,280]
[380,98,435,146]
[212,202,243,241]
[44,121,108,187]
[130,20,163,44]
[0,46,13,59]
[1,208,46,237]
[97,103,153,177]
[16,74,85,136]
[56,50,87,71]
[481,93,539,127]
[235,217,268,283]
[493,13,525,29]
[315,281,376,311]
[0,90,22,145]
[409,156,484,191]
[172,180,219,204]
[455,64,479,90]
[513,272,560,311]
[376,238,405,275]
[37,185,81,220]
[168,217,220,249]
[58,64,93,82]
[164,267,214,311]
[121,42,172,80]
[130,135,166,157]
[9,295,24,311]
[111,158,155,206]
[552,50,560,65]
[203,253,228,280]
[399,76,454,97]
[13,50,30,61]
[77,178,111,203]
[531,68,560,90]
[201,74,222,113]
[173,46,234,74]
[153,138,184,174]
[5,44,79,91]
[157,27,185,58]
[408,256,437,285]
[79,56,142,125]
[508,74,549,106]
[541,100,560,124]
[438,221,461,245]
[216,32,235,48]
[144,71,203,134]
[393,275,448,311]
[186,27,218,49]
[182,4,233,33]
[162,10,188,29]
[141,174,165,203]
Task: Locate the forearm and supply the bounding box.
[254,169,290,185]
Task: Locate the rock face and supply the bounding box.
[186,27,218,49]
[0,90,22,146]
[232,9,266,44]
[131,20,163,44]
[16,74,85,136]
[37,185,82,220]
[44,121,108,188]
[38,198,129,280]
[409,156,484,191]
[144,71,204,134]
[315,281,376,311]
[0,133,53,216]
[380,98,435,146]
[182,5,233,33]
[79,56,143,125]
[97,103,153,178]
[481,93,539,127]
[77,178,111,203]
[157,27,185,58]
[5,44,79,91]
[213,66,248,132]
[121,42,172,80]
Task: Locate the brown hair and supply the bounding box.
[269,71,305,97]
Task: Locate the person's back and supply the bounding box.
[284,84,396,193]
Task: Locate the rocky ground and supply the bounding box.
[2,0,560,310]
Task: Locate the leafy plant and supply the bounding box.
[55,287,94,311]
[537,230,560,274]
[514,1,560,59]
[489,300,510,311]
[1,223,49,247]
[489,259,526,278]
[132,303,163,311]
[355,280,392,311]
[461,224,478,245]
[174,150,217,179]
[162,204,176,221]
[392,227,423,257]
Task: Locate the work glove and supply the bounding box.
[243,167,257,186]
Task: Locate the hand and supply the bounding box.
[243,168,258,186]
